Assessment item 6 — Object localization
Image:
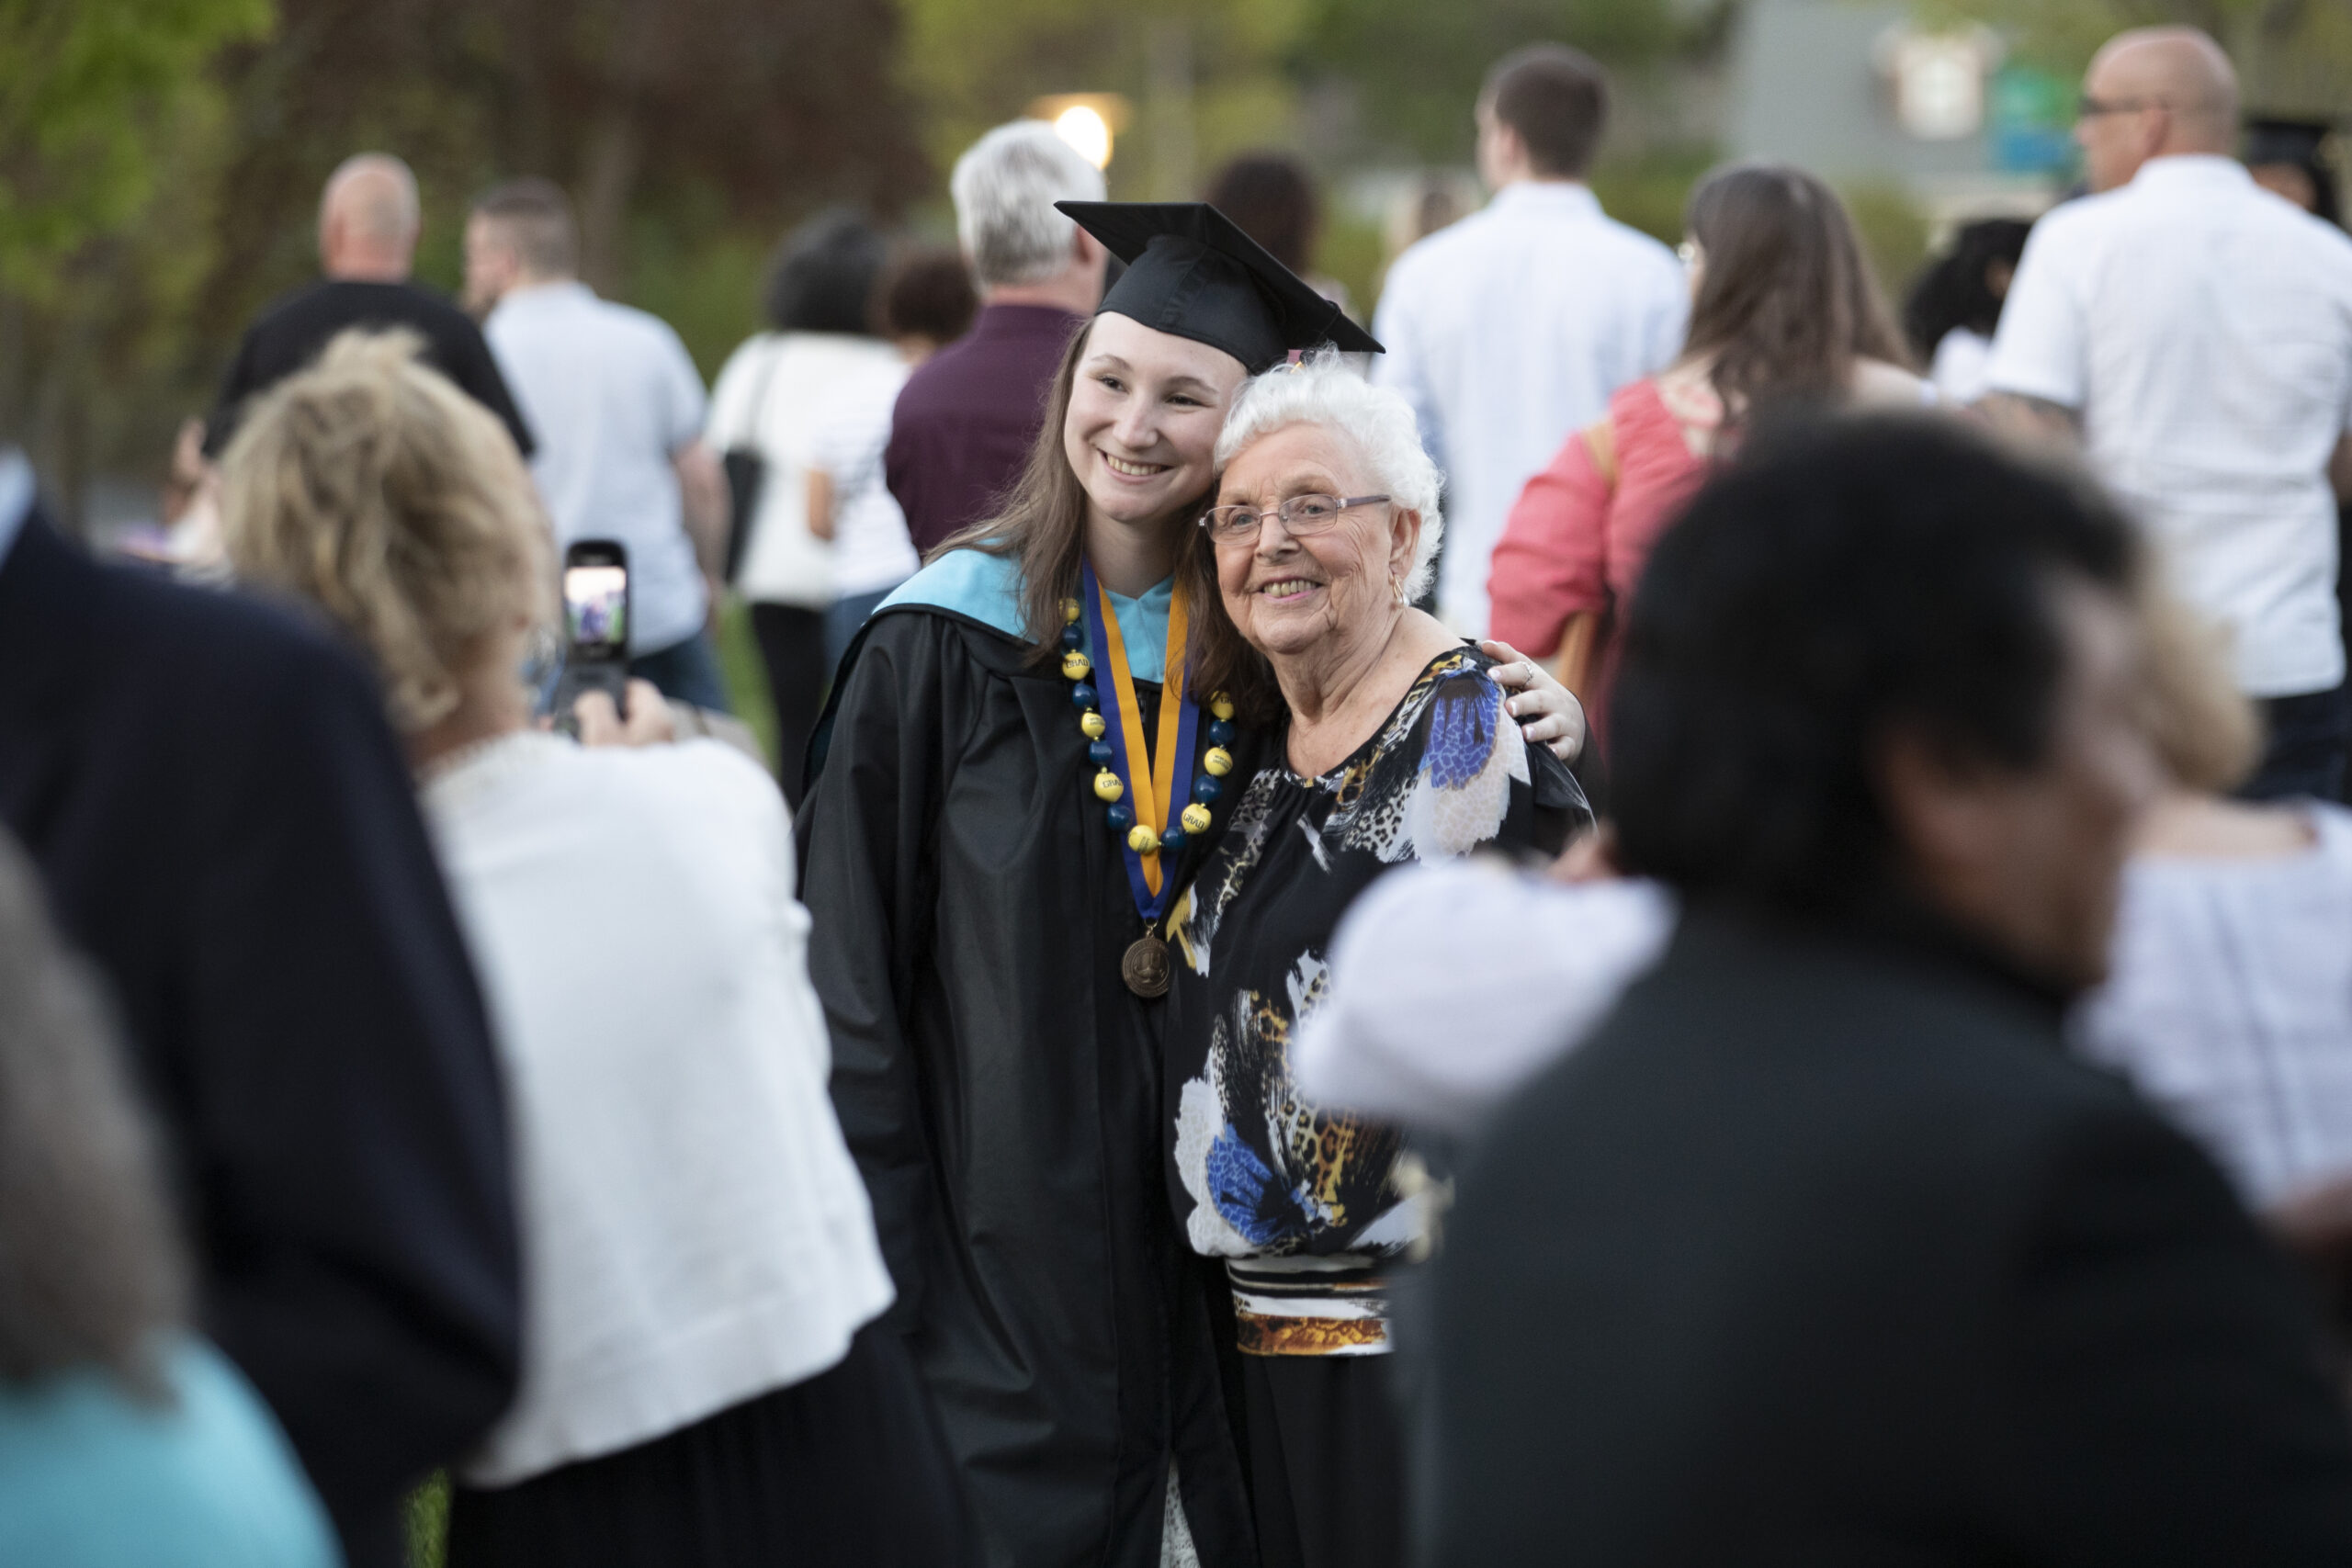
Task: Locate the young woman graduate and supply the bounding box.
[795,201,1582,1568]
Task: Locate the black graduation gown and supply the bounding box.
[797,603,1261,1568]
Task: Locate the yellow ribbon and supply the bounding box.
[1094,577,1191,897]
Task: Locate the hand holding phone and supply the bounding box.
[552,540,630,738]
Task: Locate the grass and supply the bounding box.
[715,592,781,773]
[405,1473,448,1568]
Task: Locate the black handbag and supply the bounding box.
[719,339,786,584]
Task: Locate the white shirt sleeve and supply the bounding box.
[1984,221,2088,409]
[1292,860,1676,1135]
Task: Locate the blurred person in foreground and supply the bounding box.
[1903,216,2033,405]
[1306,552,2352,1212]
[1422,416,2352,1565]
[805,247,979,672]
[1984,26,2352,800]
[221,330,966,1568]
[707,212,899,800]
[1163,354,1587,1568]
[0,457,518,1565]
[206,153,531,460]
[467,178,732,713]
[0,829,337,1568]
[1373,43,1686,637]
[1488,162,1927,750]
[885,120,1108,557]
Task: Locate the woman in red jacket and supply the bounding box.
[1488,161,1929,749]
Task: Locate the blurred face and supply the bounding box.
[2252,162,2321,213]
[462,215,522,317]
[1062,311,1245,529]
[1881,578,2160,992]
[2074,56,2167,193]
[1211,421,1418,666]
[1474,100,1524,190]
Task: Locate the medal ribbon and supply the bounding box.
[1082,562,1202,919]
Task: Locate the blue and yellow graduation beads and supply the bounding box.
[1063,571,1231,995]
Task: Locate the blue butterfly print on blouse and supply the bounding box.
[1205,1124,1307,1248]
[1404,670,1527,860]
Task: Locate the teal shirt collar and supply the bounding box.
[879,549,1176,682]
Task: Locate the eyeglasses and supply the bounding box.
[1200,492,1391,545]
[2075,94,2155,119]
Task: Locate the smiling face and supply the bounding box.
[1062,311,1247,532]
[1212,420,1419,666]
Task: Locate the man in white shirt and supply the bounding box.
[1373,44,1687,637]
[466,179,732,711]
[1985,27,2352,799]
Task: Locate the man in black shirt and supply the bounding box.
[205,153,533,457]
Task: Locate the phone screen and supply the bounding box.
[563,562,629,662]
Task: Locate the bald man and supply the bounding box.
[1986,28,2352,800]
[204,152,533,457]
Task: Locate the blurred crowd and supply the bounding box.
[6,17,2352,1568]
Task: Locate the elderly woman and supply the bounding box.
[1164,354,1589,1568]
[219,330,962,1568]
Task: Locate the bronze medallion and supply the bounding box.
[1122,934,1172,998]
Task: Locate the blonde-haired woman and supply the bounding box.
[219,330,963,1568]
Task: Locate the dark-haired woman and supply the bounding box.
[707,210,896,803]
[1488,161,1929,750]
[1903,217,2033,405]
[796,200,1582,1568]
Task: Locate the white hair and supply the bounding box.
[950,121,1107,288]
[1215,351,1446,601]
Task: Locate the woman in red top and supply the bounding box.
[1488,162,1929,749]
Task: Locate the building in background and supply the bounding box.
[1726,0,2068,242]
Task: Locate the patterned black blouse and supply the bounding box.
[1163,646,1587,1354]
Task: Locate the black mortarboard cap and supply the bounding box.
[2245,116,2335,168]
[1057,200,1382,374]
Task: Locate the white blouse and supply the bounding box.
[2078,803,2352,1206]
[706,332,908,608]
[423,733,894,1485]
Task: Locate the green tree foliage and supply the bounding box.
[899,0,1309,198]
[197,0,929,338]
[0,0,270,295]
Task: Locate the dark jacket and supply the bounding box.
[0,516,521,1568]
[204,278,535,458]
[1426,903,2352,1566]
[797,604,1257,1568]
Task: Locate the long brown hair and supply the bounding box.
[932,315,1224,663]
[1680,162,1911,423]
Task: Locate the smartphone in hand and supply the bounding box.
[552,539,629,737]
